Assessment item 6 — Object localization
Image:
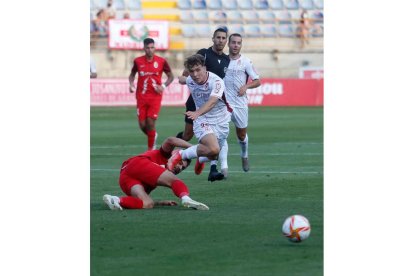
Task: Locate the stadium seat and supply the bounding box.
[299,0,314,9]
[268,0,284,9]
[242,11,260,23]
[289,9,301,23]
[237,0,253,9]
[310,23,323,37]
[260,24,277,37]
[193,10,209,23]
[182,25,197,37]
[129,11,143,19]
[90,0,96,10]
[313,0,323,9]
[113,0,125,10]
[275,10,292,24]
[115,10,125,19]
[207,0,222,9]
[95,0,107,9]
[193,0,207,9]
[278,24,295,37]
[284,0,299,9]
[227,11,243,23]
[254,0,269,9]
[128,0,141,10]
[177,0,192,9]
[310,10,323,23]
[228,24,245,36]
[244,24,261,37]
[222,0,238,9]
[196,25,211,37]
[259,10,276,23]
[180,11,194,22]
[210,11,227,23]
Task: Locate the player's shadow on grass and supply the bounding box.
[91,202,204,212]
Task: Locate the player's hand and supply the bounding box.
[154,84,164,94]
[129,84,136,93]
[185,111,199,121]
[156,200,177,206]
[238,86,248,97]
[178,76,187,85]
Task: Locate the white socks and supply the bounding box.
[181,145,198,160]
[238,134,248,158]
[198,156,210,164]
[219,139,228,170]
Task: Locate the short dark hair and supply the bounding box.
[213,26,228,38]
[229,33,242,42]
[143,38,155,46]
[184,54,206,70]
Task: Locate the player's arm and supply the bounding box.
[185,96,218,121]
[154,200,177,206]
[129,63,138,93]
[155,62,175,93]
[238,61,261,96]
[161,137,193,153]
[178,69,189,84]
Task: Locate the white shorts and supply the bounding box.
[231,106,248,129]
[193,119,229,146]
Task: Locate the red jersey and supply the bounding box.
[122,147,171,169]
[131,55,172,99]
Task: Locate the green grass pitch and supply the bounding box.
[91,106,323,276]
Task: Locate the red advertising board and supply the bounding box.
[90,78,323,107]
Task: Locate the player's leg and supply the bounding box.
[176,95,195,141]
[218,139,229,178]
[236,127,249,172]
[137,100,148,134]
[157,170,209,210]
[146,99,162,150]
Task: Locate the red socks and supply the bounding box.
[119,196,143,209]
[171,180,189,198]
[147,130,156,150]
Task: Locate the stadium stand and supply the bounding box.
[207,0,222,9]
[299,0,313,10]
[227,11,243,23]
[237,0,253,9]
[259,10,276,23]
[284,0,299,10]
[193,0,207,9]
[127,0,141,9]
[222,0,238,9]
[177,0,191,9]
[268,0,284,9]
[254,0,269,9]
[90,0,323,78]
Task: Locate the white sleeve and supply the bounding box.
[210,78,225,99]
[245,58,259,80]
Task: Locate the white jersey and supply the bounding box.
[224,55,260,108]
[186,72,230,127]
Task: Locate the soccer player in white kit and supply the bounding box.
[167,54,232,181]
[221,33,261,173]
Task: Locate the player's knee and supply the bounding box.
[143,199,155,209]
[209,145,220,157]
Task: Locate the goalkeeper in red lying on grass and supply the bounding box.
[103,137,209,211]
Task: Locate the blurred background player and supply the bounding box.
[177,27,230,181]
[129,38,174,150]
[222,33,261,174]
[169,54,231,182]
[103,137,209,211]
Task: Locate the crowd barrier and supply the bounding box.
[90,78,323,106]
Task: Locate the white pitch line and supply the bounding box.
[91,142,323,149]
[91,168,322,174]
[90,153,322,156]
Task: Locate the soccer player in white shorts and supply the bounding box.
[221,33,261,174]
[167,54,232,182]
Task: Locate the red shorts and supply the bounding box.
[137,97,162,121]
[119,156,166,195]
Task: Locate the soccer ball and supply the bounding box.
[282,215,311,242]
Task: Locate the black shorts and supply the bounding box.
[184,95,196,124]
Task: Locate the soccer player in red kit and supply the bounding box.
[129,38,174,150]
[103,137,209,211]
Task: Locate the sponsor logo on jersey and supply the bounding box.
[214,82,221,93]
[218,59,221,64]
